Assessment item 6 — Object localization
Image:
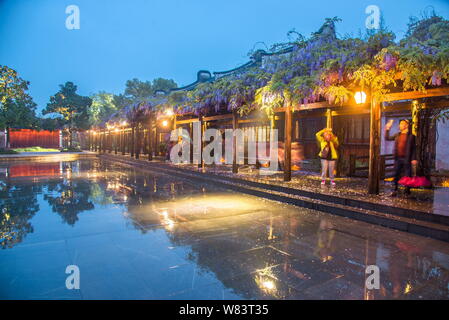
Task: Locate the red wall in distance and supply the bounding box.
[9,129,60,148]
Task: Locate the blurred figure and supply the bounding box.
[316,128,339,186]
[166,140,175,161]
[314,219,335,262]
[385,119,417,196]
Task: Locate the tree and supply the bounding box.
[0,95,38,131]
[112,93,132,111]
[88,91,117,126]
[0,182,40,248]
[39,116,64,131]
[0,65,37,147]
[123,78,178,104]
[151,77,177,93]
[43,82,92,147]
[124,78,153,102]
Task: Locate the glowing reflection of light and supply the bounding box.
[262,280,275,290]
[404,282,413,294]
[255,268,279,297]
[158,209,175,230]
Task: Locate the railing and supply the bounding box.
[348,154,395,178]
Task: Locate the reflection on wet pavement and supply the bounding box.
[0,159,448,300]
[168,163,449,217]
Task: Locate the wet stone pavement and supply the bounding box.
[0,158,448,299]
[164,162,449,217]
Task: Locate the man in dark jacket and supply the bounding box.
[385,119,418,196]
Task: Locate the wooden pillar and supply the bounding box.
[114,130,118,154]
[122,130,125,154]
[103,131,106,153]
[98,131,101,153]
[99,131,103,153]
[326,108,333,128]
[368,98,381,194]
[232,111,238,173]
[189,122,194,163]
[143,128,148,156]
[126,129,129,155]
[198,115,204,169]
[105,131,107,153]
[98,130,103,153]
[284,105,292,181]
[135,125,140,159]
[148,116,153,161]
[109,131,112,153]
[120,130,123,154]
[130,126,135,157]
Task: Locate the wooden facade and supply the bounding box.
[86,79,449,195]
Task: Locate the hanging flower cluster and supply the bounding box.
[112,14,448,123]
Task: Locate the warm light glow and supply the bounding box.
[354,91,367,104]
[255,268,279,297]
[92,131,97,135]
[159,209,175,230]
[121,121,127,127]
[114,128,119,133]
[162,120,168,127]
[165,109,174,116]
[262,280,275,290]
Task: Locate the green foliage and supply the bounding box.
[112,93,132,111]
[89,91,117,126]
[0,66,38,131]
[0,65,30,105]
[353,14,449,100]
[43,82,91,146]
[152,78,177,93]
[124,78,177,103]
[60,146,82,152]
[124,78,154,102]
[13,147,59,152]
[39,117,64,131]
[0,148,18,154]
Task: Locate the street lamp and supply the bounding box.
[354,91,367,104]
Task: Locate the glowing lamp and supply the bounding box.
[354,91,367,104]
[162,120,168,127]
[165,109,174,116]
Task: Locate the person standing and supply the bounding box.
[316,128,339,186]
[385,119,418,196]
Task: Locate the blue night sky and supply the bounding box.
[1,0,448,113]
